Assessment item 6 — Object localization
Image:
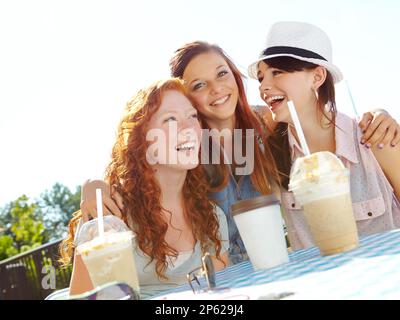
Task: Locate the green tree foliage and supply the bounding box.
[0,195,44,260]
[0,203,13,236]
[10,195,44,252]
[0,183,81,261]
[37,183,81,241]
[0,235,18,261]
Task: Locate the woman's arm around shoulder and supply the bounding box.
[372,143,400,200]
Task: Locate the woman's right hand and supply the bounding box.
[80,179,123,222]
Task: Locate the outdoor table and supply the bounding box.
[151,229,400,300]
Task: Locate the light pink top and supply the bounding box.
[281,112,400,251]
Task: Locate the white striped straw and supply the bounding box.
[96,188,105,238]
[287,101,311,156]
[345,80,360,120]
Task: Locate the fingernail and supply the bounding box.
[366,143,371,148]
[367,119,372,126]
[360,139,365,145]
[378,143,384,149]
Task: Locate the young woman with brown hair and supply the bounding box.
[250,21,400,250]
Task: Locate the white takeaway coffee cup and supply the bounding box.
[231,195,289,270]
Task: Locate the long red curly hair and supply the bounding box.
[59,78,223,280]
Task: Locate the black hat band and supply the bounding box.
[261,46,327,61]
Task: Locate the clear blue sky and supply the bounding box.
[0,0,399,207]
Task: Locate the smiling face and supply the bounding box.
[182,51,239,128]
[146,90,202,170]
[257,60,318,123]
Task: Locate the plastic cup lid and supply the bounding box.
[231,194,280,217]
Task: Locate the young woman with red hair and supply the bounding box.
[59,78,228,298]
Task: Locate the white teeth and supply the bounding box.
[267,95,285,104]
[176,142,196,151]
[211,95,229,106]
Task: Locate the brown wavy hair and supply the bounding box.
[169,41,280,193]
[264,57,337,189]
[59,78,223,280]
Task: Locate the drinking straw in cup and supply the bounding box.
[287,100,310,156]
[96,188,105,238]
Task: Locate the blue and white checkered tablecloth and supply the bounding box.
[151,229,400,299]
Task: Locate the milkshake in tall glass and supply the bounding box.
[77,229,140,294]
[289,151,359,255]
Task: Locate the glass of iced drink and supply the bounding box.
[289,151,359,255]
[76,217,140,295]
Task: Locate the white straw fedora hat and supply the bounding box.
[248,21,343,83]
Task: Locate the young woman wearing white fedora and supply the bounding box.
[250,21,400,250]
[77,32,400,263]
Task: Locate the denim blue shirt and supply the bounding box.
[203,114,266,265]
[209,173,261,265]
